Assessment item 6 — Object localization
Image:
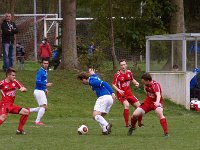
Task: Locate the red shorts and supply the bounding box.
[0,102,22,115]
[117,92,139,105]
[139,98,163,113]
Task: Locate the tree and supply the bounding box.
[60,0,78,70]
[108,0,118,70]
[169,0,185,69]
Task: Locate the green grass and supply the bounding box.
[0,61,200,150]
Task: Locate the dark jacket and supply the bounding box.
[1,20,18,43]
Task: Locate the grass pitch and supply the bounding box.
[0,62,199,150]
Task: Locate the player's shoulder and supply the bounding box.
[0,79,5,85]
[152,80,160,87]
[114,70,121,76]
[127,69,133,73]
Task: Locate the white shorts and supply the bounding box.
[34,90,48,106]
[94,95,113,113]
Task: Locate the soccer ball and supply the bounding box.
[77,125,88,135]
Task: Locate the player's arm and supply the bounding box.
[46,83,53,87]
[112,84,124,96]
[132,78,139,88]
[19,87,27,92]
[88,68,95,76]
[154,92,162,107]
[15,80,27,92]
[101,82,116,100]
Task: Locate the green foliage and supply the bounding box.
[77,0,176,57]
[78,48,106,70]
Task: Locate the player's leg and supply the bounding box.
[29,107,40,113]
[0,114,7,125]
[34,90,47,125]
[17,107,30,134]
[155,107,169,136]
[93,111,109,134]
[128,107,145,135]
[122,100,130,127]
[132,99,144,127]
[0,103,9,125]
[93,95,113,134]
[35,104,47,125]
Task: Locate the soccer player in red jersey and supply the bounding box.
[112,59,143,127]
[0,68,30,134]
[128,73,169,136]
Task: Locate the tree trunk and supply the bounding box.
[164,0,185,70]
[170,0,185,33]
[60,0,78,70]
[108,0,118,70]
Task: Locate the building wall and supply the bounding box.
[150,72,195,109]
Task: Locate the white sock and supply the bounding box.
[35,107,45,122]
[95,115,108,132]
[30,107,40,113]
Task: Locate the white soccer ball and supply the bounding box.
[77,125,88,135]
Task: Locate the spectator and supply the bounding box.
[38,37,52,61]
[88,42,95,57]
[172,64,179,72]
[16,42,25,71]
[190,73,200,99]
[1,13,18,71]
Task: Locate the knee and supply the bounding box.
[92,114,97,120]
[0,114,7,121]
[124,102,129,109]
[41,105,47,110]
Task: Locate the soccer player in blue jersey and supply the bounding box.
[77,68,116,135]
[30,59,53,125]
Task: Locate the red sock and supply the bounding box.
[0,119,3,125]
[131,116,137,128]
[18,115,29,131]
[123,109,129,127]
[138,114,143,126]
[160,118,169,134]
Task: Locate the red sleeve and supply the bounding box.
[152,82,161,94]
[14,80,23,89]
[112,72,119,85]
[129,71,134,80]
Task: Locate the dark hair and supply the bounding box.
[77,72,89,80]
[119,59,127,64]
[141,73,152,81]
[6,67,16,76]
[41,58,49,63]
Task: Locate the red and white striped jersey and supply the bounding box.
[144,80,163,103]
[0,79,23,104]
[112,70,134,92]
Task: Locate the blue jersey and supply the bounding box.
[88,74,114,97]
[35,67,48,91]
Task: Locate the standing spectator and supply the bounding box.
[38,37,52,61]
[127,73,169,137]
[88,42,95,57]
[32,59,53,125]
[0,68,30,135]
[112,59,143,127]
[1,13,18,71]
[16,42,25,71]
